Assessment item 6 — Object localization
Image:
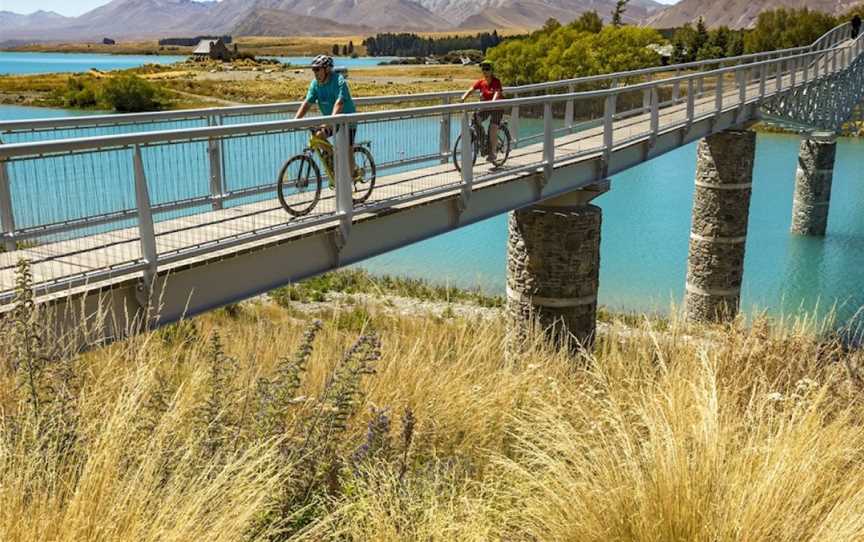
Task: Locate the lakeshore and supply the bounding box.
[0,54,474,109]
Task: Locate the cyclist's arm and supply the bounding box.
[332,99,344,115]
[295,100,311,119]
[491,90,502,101]
[296,80,317,119]
[461,80,481,102]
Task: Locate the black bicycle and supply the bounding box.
[453,111,512,173]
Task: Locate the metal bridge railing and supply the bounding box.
[0,23,860,303]
[0,22,852,144]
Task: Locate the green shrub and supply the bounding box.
[100,75,162,112]
[62,77,99,108]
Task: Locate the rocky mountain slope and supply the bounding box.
[646,0,862,29]
[231,9,373,36]
[456,0,664,29]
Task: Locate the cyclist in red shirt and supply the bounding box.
[460,61,504,162]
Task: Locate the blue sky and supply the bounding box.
[3,0,679,17]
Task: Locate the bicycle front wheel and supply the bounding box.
[452,134,478,173]
[277,154,322,217]
[352,146,377,204]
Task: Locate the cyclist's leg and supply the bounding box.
[477,111,490,156]
[332,123,361,180]
[349,124,358,179]
[486,111,502,161]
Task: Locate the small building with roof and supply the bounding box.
[192,38,231,61]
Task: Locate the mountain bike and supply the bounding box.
[277,127,376,217]
[452,111,511,173]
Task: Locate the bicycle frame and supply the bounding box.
[306,133,336,181]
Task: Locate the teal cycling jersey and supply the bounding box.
[304,73,356,116]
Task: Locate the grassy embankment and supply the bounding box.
[0,61,477,110]
[3,261,864,541]
[4,36,369,57]
[3,31,528,57]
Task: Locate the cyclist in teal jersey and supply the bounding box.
[295,55,357,145]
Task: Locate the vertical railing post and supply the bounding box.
[649,86,659,142]
[564,84,575,131]
[133,145,157,287]
[439,95,452,164]
[715,74,724,113]
[602,93,616,174]
[672,70,681,104]
[206,115,224,211]
[790,57,797,87]
[686,78,695,125]
[460,110,473,201]
[759,64,767,99]
[803,53,810,82]
[543,102,554,181]
[0,153,16,253]
[774,59,782,91]
[510,104,520,149]
[334,120,353,245]
[832,48,838,74]
[697,76,704,99]
[642,88,650,113]
[738,69,747,105]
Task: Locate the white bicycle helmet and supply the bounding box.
[311,55,334,69]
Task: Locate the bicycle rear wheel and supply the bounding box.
[351,146,377,204]
[452,134,478,173]
[490,125,512,168]
[277,154,322,217]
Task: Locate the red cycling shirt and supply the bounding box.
[472,77,503,101]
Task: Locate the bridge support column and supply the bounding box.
[685,129,756,323]
[791,133,836,236]
[506,181,609,354]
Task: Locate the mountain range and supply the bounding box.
[646,0,862,28]
[1,0,860,42]
[0,0,666,40]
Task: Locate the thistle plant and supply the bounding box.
[197,331,237,459]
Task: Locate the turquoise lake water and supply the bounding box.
[2,103,863,325]
[0,52,398,75]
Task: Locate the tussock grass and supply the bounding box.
[3,261,864,541]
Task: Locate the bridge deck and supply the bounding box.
[0,49,846,301]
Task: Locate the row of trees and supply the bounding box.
[363,31,503,58]
[484,13,662,85]
[670,8,840,64]
[331,41,356,57]
[483,7,859,86]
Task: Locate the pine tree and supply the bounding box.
[612,0,629,27]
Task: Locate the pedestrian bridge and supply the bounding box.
[1,22,863,337]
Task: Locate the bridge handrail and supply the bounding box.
[0,21,852,135]
[1,39,857,160]
[0,27,861,302]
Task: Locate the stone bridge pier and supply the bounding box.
[506,181,608,354]
[684,129,757,323]
[791,133,837,236]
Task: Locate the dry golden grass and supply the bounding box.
[159,77,465,105]
[3,262,864,541]
[235,36,369,57]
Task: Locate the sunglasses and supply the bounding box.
[482,67,492,72]
[312,67,325,73]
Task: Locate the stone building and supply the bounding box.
[192,39,232,61]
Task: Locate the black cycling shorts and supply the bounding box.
[478,109,504,126]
